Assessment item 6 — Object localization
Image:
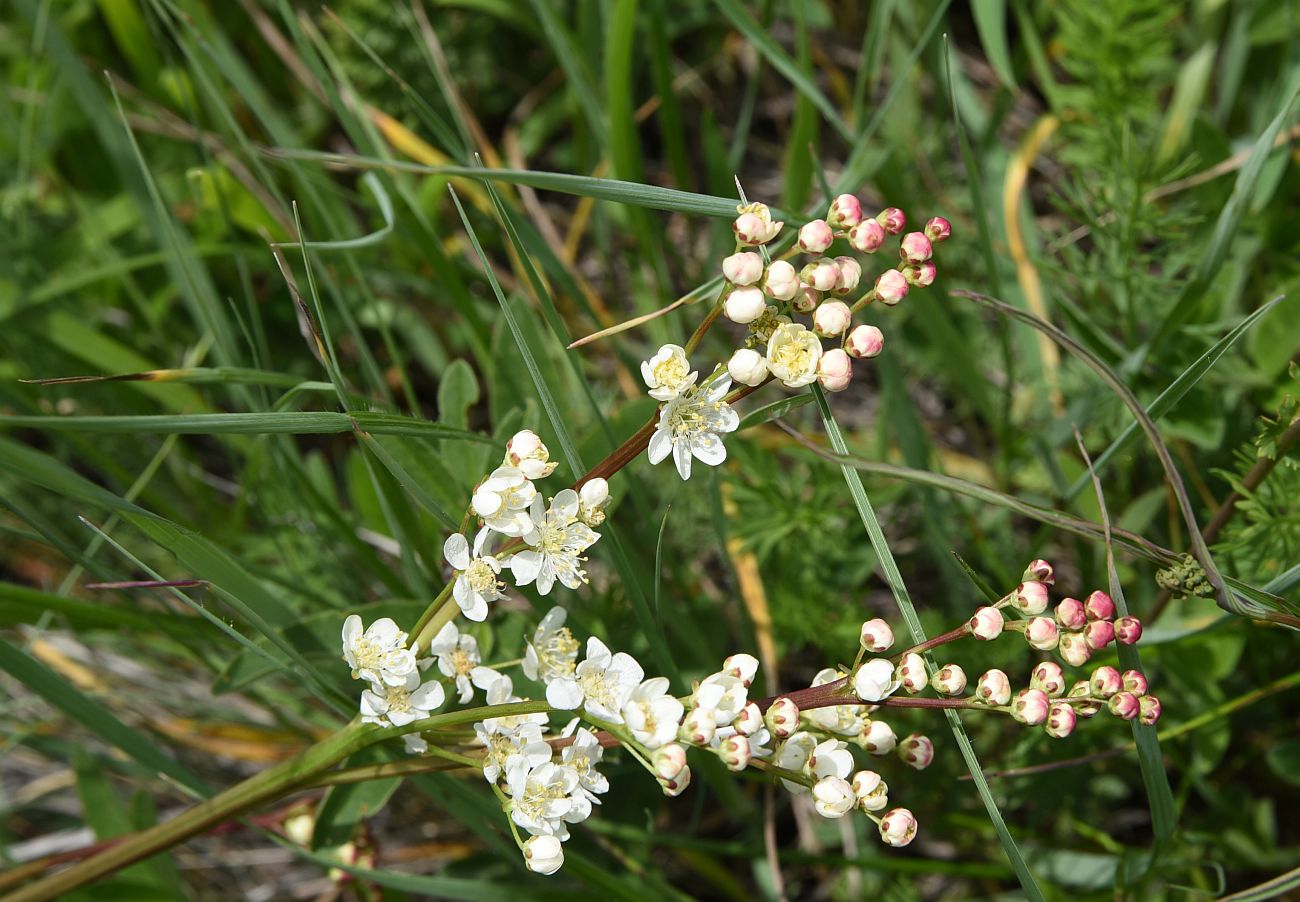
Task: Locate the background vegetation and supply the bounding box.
[2,0,1299,898]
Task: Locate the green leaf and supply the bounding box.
[312,748,404,849]
[971,0,1016,88]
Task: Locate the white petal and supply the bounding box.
[691,433,727,466]
[342,614,362,647]
[471,666,503,690]
[459,593,489,622]
[428,622,458,655]
[471,491,502,518]
[510,550,543,584]
[410,681,446,711]
[443,533,471,569]
[547,679,584,709]
[551,489,579,521]
[647,428,673,465]
[673,441,693,480]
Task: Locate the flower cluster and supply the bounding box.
[642,346,740,480]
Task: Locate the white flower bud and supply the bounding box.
[848,218,885,253]
[968,605,1004,640]
[812,300,853,337]
[579,477,609,510]
[854,658,900,702]
[851,770,889,811]
[726,348,769,387]
[897,653,928,694]
[1024,616,1059,651]
[523,835,564,875]
[812,775,855,818]
[859,618,894,653]
[679,707,716,744]
[658,764,691,796]
[792,285,820,313]
[1058,631,1093,667]
[733,204,783,246]
[859,719,898,755]
[1030,661,1066,697]
[764,697,800,739]
[800,259,841,292]
[762,260,800,300]
[722,251,765,286]
[879,808,918,847]
[723,653,760,686]
[734,702,763,736]
[832,256,862,295]
[827,194,864,230]
[1013,580,1049,615]
[898,732,934,770]
[724,286,768,324]
[653,743,688,780]
[1045,700,1077,738]
[845,324,884,359]
[817,348,853,393]
[976,669,1011,706]
[1012,688,1050,725]
[875,269,909,305]
[933,663,967,696]
[719,734,751,771]
[798,219,835,255]
[507,429,557,479]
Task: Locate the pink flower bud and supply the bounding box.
[798,219,835,255]
[1138,694,1162,726]
[877,207,906,235]
[846,324,884,359]
[1115,616,1143,645]
[653,743,688,780]
[969,605,1004,640]
[762,260,800,300]
[1025,616,1059,651]
[792,285,821,313]
[832,256,862,295]
[724,286,767,324]
[1030,661,1066,697]
[801,259,841,292]
[1014,580,1050,615]
[859,719,897,754]
[1122,669,1148,696]
[898,733,934,770]
[658,764,691,796]
[679,707,716,744]
[851,770,889,811]
[1012,688,1050,725]
[722,251,765,286]
[719,734,751,771]
[813,300,853,337]
[827,194,864,230]
[933,663,967,696]
[733,208,783,245]
[976,669,1011,706]
[1024,559,1055,585]
[1090,665,1122,698]
[1085,590,1116,622]
[898,652,928,693]
[903,261,937,287]
[859,618,894,652]
[848,218,886,253]
[899,231,933,263]
[764,697,800,739]
[1108,691,1140,720]
[1058,631,1093,667]
[1055,597,1087,631]
[1084,619,1115,650]
[817,348,854,393]
[874,269,909,305]
[1068,680,1102,718]
[723,653,759,686]
[924,216,952,243]
[1045,700,1077,738]
[734,701,763,736]
[879,807,918,847]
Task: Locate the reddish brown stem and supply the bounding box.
[896,624,970,659]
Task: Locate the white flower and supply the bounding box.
[812,776,855,818]
[561,727,609,802]
[647,373,740,480]
[804,667,865,736]
[774,731,818,794]
[477,671,550,736]
[641,343,697,401]
[809,737,854,780]
[622,677,685,750]
[510,490,601,595]
[475,720,549,783]
[859,719,898,755]
[403,734,428,755]
[765,323,823,388]
[341,615,417,687]
[854,658,901,703]
[577,478,610,527]
[727,348,769,386]
[506,757,590,839]
[851,770,889,811]
[427,621,482,703]
[733,202,783,246]
[523,834,564,875]
[359,671,445,727]
[524,607,582,691]
[472,467,537,537]
[443,530,506,622]
[547,637,644,723]
[694,671,748,727]
[506,430,557,480]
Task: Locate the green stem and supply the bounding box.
[409,580,456,652]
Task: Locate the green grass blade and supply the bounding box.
[0,411,493,442]
[811,387,1045,900]
[274,172,394,251]
[714,0,854,142]
[971,0,1016,88]
[0,634,209,796]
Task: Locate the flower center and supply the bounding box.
[653,357,687,388]
[451,647,475,676]
[770,340,812,373]
[535,628,579,679]
[464,559,500,594]
[384,685,412,714]
[516,775,567,821]
[577,669,618,709]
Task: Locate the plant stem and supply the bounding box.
[896,624,970,658]
[408,580,455,651]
